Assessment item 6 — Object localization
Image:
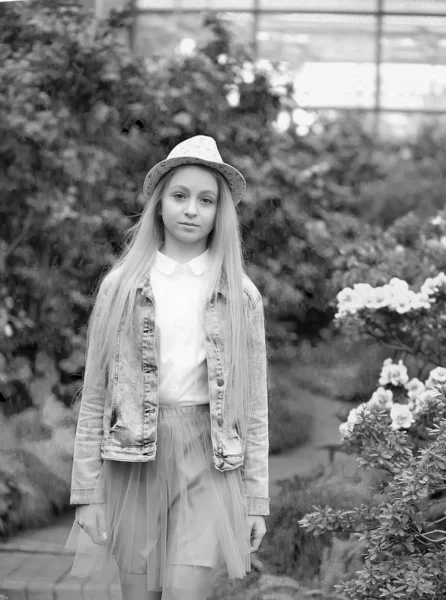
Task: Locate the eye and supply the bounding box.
[201,197,214,204]
[173,192,185,200]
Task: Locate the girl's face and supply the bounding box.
[161,165,219,252]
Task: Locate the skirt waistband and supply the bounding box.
[158,403,210,418]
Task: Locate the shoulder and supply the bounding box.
[242,273,262,310]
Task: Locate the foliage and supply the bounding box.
[300,411,446,599]
[258,469,370,589]
[282,336,389,404]
[334,270,446,375]
[332,209,446,299]
[0,365,77,536]
[268,361,314,454]
[0,0,343,419]
[300,272,446,599]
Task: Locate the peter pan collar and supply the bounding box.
[154,248,210,276]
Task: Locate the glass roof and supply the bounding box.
[138,0,446,14]
[135,0,446,115]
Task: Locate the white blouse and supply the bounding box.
[149,249,210,406]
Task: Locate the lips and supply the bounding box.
[180,222,198,227]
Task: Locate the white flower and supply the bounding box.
[339,421,353,439]
[431,216,443,226]
[336,287,360,316]
[340,403,369,439]
[421,273,446,297]
[409,389,438,415]
[379,359,409,387]
[426,367,446,390]
[364,286,393,310]
[368,387,393,410]
[390,403,415,430]
[346,406,361,425]
[409,292,432,310]
[352,283,375,297]
[384,284,412,313]
[336,284,375,317]
[405,378,425,400]
[421,277,437,296]
[388,278,410,292]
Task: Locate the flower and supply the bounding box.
[336,284,376,318]
[367,387,393,410]
[409,389,439,415]
[379,359,409,387]
[420,273,446,297]
[347,403,368,424]
[425,367,446,391]
[390,403,415,430]
[364,286,393,310]
[339,404,370,439]
[336,276,432,319]
[339,421,353,439]
[405,378,425,400]
[388,278,410,292]
[335,287,360,317]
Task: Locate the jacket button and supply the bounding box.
[217,378,224,387]
[217,417,223,426]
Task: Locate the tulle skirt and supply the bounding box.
[65,404,251,599]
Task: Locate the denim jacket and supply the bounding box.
[70,270,269,516]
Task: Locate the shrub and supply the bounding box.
[299,271,446,599]
[268,362,314,454]
[259,470,370,586]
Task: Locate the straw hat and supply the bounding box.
[143,135,246,205]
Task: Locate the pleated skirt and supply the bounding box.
[65,404,251,598]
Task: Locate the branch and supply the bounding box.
[365,323,415,356]
[417,531,446,543]
[3,209,34,260]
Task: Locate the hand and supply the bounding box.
[75,504,108,546]
[247,515,266,553]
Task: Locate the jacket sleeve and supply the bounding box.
[242,293,270,516]
[70,278,112,505]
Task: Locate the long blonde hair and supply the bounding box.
[78,164,251,441]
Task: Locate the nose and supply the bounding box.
[184,198,198,217]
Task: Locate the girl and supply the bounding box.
[65,135,269,600]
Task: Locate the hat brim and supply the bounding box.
[143,156,246,206]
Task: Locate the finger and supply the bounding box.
[250,530,260,553]
[85,523,106,546]
[250,529,266,553]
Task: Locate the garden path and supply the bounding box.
[0,388,357,600]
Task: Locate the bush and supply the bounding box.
[268,362,314,454]
[282,336,389,404]
[299,269,446,599]
[259,470,370,587]
[0,395,77,537]
[0,0,341,419]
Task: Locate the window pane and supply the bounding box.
[379,112,446,138]
[137,0,254,9]
[134,11,254,58]
[257,13,377,109]
[380,15,446,110]
[384,0,446,15]
[259,0,376,12]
